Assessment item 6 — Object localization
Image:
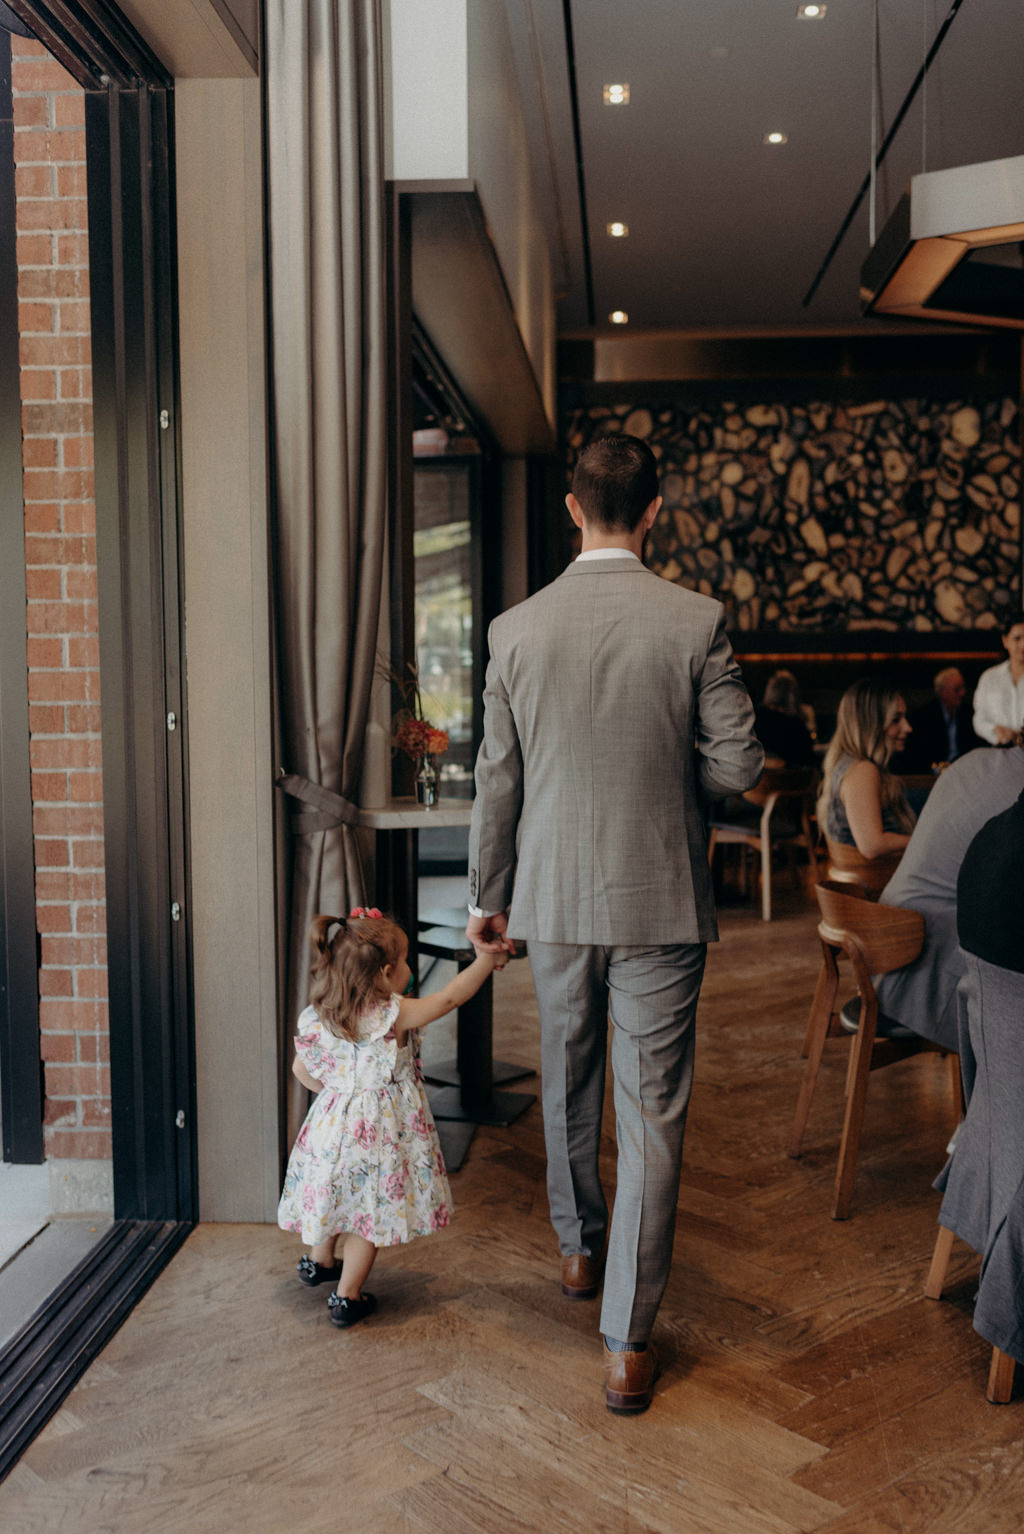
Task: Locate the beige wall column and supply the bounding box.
[176,77,280,1221]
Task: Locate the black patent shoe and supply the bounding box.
[327,1291,377,1328]
[297,1254,343,1287]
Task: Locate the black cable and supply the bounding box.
[561,0,596,328]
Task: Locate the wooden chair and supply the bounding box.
[925,1226,1016,1403]
[788,880,960,1220]
[824,836,902,899]
[708,764,819,921]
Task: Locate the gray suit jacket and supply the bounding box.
[875,745,1024,1049]
[469,558,763,945]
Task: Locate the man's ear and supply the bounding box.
[566,492,584,530]
[641,495,662,534]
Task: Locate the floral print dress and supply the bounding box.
[277,997,451,1247]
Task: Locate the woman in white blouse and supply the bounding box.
[973,613,1024,745]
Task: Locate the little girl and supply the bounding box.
[277,907,505,1328]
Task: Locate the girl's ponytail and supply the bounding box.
[309,914,346,958]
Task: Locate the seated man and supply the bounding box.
[933,785,1024,1368]
[868,744,1024,1053]
[903,667,979,772]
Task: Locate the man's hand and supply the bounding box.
[466,910,516,959]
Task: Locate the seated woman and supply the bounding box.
[754,670,816,768]
[817,678,915,860]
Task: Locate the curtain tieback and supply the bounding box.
[277,773,363,834]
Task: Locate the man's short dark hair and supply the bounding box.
[571,434,659,533]
[1002,611,1024,636]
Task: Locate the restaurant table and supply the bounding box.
[416,919,536,1170]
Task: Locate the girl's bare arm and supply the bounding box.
[395,951,503,1040]
[292,1055,325,1093]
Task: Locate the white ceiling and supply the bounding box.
[507,0,1024,336]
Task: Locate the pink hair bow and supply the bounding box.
[349,906,383,920]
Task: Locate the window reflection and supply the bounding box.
[413,459,475,799]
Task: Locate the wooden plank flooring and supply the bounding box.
[3,884,1022,1531]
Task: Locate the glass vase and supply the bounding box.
[415,754,439,808]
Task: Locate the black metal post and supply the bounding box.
[0,27,44,1165]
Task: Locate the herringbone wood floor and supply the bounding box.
[2,884,1021,1532]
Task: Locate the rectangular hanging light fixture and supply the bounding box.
[862,155,1024,328]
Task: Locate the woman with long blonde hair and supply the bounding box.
[817,678,915,859]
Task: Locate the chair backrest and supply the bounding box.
[743,764,817,807]
[825,836,902,898]
[814,879,924,974]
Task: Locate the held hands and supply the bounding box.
[466,910,516,969]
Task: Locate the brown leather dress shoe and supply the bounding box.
[603,1342,658,1413]
[560,1253,603,1299]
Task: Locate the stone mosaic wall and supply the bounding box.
[565,397,1021,633]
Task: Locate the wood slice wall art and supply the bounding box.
[565,397,1021,633]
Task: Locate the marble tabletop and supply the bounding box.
[354,796,474,830]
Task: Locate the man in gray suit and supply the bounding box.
[466,435,763,1413]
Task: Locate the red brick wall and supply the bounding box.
[13,39,110,1162]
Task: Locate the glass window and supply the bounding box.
[413,458,477,798]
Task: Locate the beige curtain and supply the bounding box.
[265,0,388,1141]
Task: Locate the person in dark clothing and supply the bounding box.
[904,667,980,772]
[956,785,1024,973]
[753,670,815,767]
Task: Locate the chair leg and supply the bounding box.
[707,827,718,869]
[987,1348,1016,1404]
[761,818,771,922]
[831,989,877,1220]
[801,947,837,1058]
[925,1223,955,1300]
[789,945,839,1158]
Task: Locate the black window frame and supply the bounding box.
[0,0,195,1481]
[0,25,43,1167]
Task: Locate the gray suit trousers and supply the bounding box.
[528,940,707,1344]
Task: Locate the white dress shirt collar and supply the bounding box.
[574,548,641,562]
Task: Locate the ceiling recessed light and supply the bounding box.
[763,131,788,145]
[603,83,630,105]
[609,310,629,325]
[797,3,826,16]
[607,221,629,238]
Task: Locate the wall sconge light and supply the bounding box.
[603,83,630,105]
[607,222,629,238]
[609,310,629,325]
[763,131,788,145]
[797,4,826,17]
